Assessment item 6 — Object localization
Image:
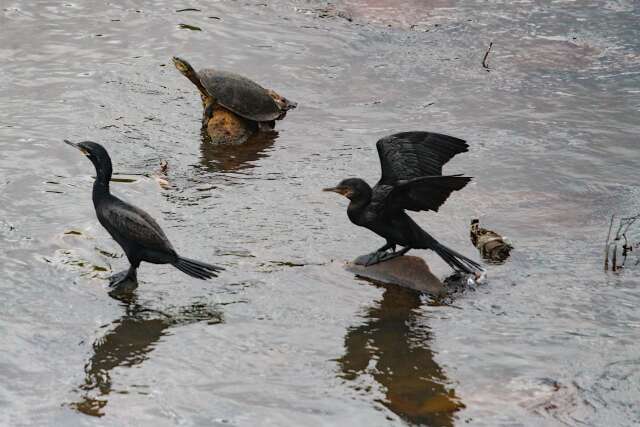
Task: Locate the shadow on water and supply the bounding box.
[336,284,463,426]
[199,129,278,173]
[69,291,224,417]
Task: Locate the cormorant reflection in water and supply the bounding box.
[199,129,278,173]
[336,284,464,426]
[69,292,224,417]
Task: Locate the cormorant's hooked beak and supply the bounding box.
[64,139,89,156]
[323,186,350,197]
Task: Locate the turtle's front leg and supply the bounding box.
[202,97,216,128]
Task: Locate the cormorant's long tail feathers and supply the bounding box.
[173,256,224,280]
[433,242,483,274]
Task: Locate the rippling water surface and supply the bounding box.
[1,0,639,425]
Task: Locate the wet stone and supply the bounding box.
[206,108,257,144]
[345,255,446,296]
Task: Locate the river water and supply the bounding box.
[1,0,639,426]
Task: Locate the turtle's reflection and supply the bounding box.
[70,292,224,417]
[200,128,278,173]
[337,284,464,426]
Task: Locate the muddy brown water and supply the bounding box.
[1,0,639,426]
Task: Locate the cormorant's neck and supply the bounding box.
[348,196,370,213]
[347,186,373,218]
[91,159,112,203]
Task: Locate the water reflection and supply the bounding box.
[337,284,463,426]
[199,129,278,173]
[70,292,224,417]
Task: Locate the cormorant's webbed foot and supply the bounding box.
[364,250,394,266]
[377,242,396,253]
[108,269,138,292]
[355,246,411,266]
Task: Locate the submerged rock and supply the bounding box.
[345,255,446,296]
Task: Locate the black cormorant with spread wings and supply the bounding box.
[324,131,482,274]
[65,140,224,289]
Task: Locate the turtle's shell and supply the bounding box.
[198,69,282,122]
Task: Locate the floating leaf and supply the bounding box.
[178,23,202,31]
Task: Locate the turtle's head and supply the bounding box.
[323,178,371,202]
[267,89,297,111]
[172,56,196,77]
[64,140,113,182]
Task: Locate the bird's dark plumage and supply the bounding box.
[64,140,223,289]
[372,131,471,214]
[377,131,469,180]
[324,131,482,274]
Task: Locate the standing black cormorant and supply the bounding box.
[65,140,224,289]
[323,131,482,274]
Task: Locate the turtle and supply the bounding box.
[172,57,297,136]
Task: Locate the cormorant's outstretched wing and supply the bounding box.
[372,132,471,213]
[376,131,469,183]
[100,198,174,252]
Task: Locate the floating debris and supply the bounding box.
[153,160,170,189]
[159,159,168,174]
[110,175,139,183]
[178,23,202,31]
[44,248,109,279]
[176,8,201,12]
[482,41,493,71]
[268,260,306,267]
[257,259,319,273]
[96,247,121,259]
[470,219,513,263]
[604,214,640,271]
[296,4,353,22]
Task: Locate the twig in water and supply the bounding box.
[605,213,640,271]
[604,214,615,271]
[482,42,493,70]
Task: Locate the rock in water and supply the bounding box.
[345,255,446,296]
[470,219,513,263]
[206,107,257,144]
